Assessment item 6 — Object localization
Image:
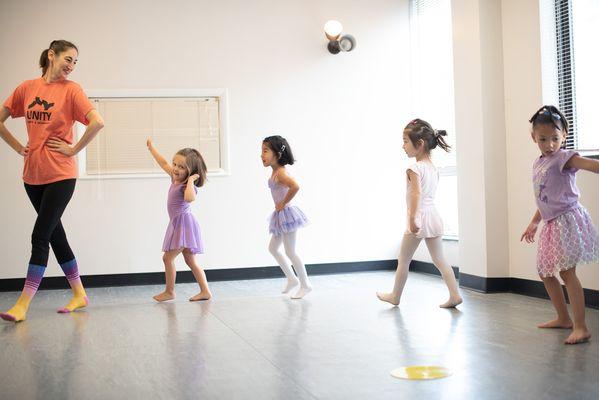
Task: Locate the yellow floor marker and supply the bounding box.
[390,366,452,380]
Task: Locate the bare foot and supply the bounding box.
[537,318,573,329]
[440,297,463,308]
[376,292,399,306]
[153,291,175,302]
[189,292,212,302]
[565,328,591,345]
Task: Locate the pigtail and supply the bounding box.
[435,130,451,152]
[405,119,451,153]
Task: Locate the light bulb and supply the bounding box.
[324,20,343,40]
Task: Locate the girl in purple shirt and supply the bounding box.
[521,105,599,345]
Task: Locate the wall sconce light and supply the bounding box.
[324,20,356,54]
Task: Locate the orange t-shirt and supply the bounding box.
[3,77,95,185]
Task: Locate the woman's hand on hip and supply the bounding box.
[46,138,75,156]
[18,144,29,157]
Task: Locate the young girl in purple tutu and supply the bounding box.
[521,105,599,345]
[261,135,312,299]
[147,139,212,302]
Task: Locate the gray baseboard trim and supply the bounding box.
[0,259,397,292]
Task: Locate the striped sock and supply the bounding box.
[0,264,45,322]
[57,259,88,313]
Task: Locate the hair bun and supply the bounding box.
[436,129,447,137]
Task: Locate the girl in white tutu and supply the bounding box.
[377,119,462,308]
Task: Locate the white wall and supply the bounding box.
[0,0,423,279]
[502,0,599,290]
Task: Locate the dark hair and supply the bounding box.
[176,148,207,187]
[39,40,78,76]
[263,135,295,166]
[529,105,569,134]
[404,118,451,153]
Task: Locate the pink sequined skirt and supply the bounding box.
[537,206,599,277]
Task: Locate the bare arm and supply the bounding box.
[147,138,173,176]
[565,154,599,174]
[0,107,28,156]
[46,109,104,156]
[72,110,104,154]
[521,209,542,243]
[184,174,200,202]
[407,170,421,233]
[274,170,300,211]
[530,208,542,225]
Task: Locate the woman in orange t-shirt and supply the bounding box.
[0,40,104,322]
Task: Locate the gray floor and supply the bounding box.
[1,271,599,400]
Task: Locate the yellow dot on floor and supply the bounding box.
[390,366,452,380]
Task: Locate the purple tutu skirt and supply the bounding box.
[163,212,204,254]
[269,206,308,236]
[537,206,599,277]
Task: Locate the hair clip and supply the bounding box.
[539,107,561,120]
[281,144,286,152]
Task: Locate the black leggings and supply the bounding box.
[24,179,76,266]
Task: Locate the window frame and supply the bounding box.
[410,0,459,241]
[438,166,459,241]
[541,0,599,155]
[75,88,231,180]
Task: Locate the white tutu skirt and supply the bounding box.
[406,208,444,239]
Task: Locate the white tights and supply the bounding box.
[384,234,461,306]
[269,231,311,294]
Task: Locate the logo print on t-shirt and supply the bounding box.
[26,97,53,124]
[534,167,549,204]
[28,97,54,111]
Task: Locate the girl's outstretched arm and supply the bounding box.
[566,155,599,174]
[407,169,421,234]
[0,107,28,156]
[274,169,299,211]
[147,138,173,176]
